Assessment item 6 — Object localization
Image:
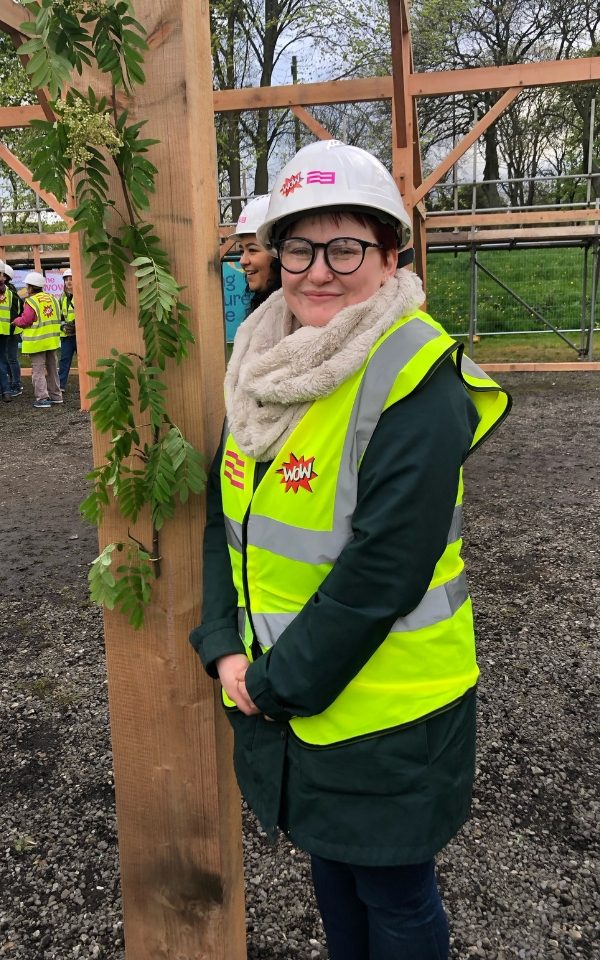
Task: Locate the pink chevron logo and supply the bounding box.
[224,449,245,489]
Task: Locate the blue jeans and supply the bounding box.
[0,335,10,396]
[310,855,449,960]
[59,335,77,389]
[6,333,21,388]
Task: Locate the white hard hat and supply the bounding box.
[257,140,412,250]
[3,263,14,279]
[62,268,72,277]
[234,195,271,237]
[25,271,45,288]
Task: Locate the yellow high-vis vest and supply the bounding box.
[220,310,510,746]
[59,294,76,337]
[0,287,13,336]
[21,292,61,354]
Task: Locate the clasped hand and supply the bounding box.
[216,653,261,716]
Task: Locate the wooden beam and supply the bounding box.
[0,104,47,127]
[388,0,408,149]
[0,232,69,246]
[0,144,72,221]
[480,361,600,372]
[429,208,600,229]
[290,105,332,140]
[427,226,600,244]
[409,56,600,97]
[0,0,32,35]
[399,0,410,32]
[213,57,600,114]
[67,186,91,411]
[2,250,68,262]
[414,88,522,203]
[388,2,427,284]
[70,1,247,956]
[214,75,393,112]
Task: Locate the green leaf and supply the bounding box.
[87,352,135,434]
[137,364,167,429]
[89,542,155,628]
[88,543,119,608]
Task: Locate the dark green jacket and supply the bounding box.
[191,357,481,865]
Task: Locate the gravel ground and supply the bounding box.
[0,372,598,959]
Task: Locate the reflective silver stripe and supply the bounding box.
[250,500,461,563]
[391,571,468,633]
[459,354,494,384]
[248,515,350,565]
[225,516,243,553]
[252,611,294,649]
[247,317,444,566]
[251,570,469,649]
[447,504,462,544]
[237,607,245,639]
[352,318,442,465]
[22,329,60,342]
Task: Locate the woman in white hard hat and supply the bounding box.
[191,141,511,959]
[13,271,63,408]
[58,269,77,391]
[233,194,281,312]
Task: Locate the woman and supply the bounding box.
[191,141,510,959]
[13,271,62,409]
[234,194,281,311]
[58,268,77,392]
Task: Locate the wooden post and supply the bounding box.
[67,190,92,411]
[73,1,246,957]
[388,0,427,283]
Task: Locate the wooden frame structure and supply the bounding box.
[1,2,599,957]
[4,2,600,273]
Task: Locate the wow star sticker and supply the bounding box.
[280,171,303,197]
[277,452,318,493]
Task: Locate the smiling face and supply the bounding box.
[238,235,275,293]
[280,213,397,328]
[63,276,73,295]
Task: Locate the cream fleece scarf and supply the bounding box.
[225,269,425,461]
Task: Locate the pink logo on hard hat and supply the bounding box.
[306,170,336,185]
[280,172,303,197]
[238,214,247,222]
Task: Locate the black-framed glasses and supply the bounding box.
[275,237,384,275]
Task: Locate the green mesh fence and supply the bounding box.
[426,247,595,337]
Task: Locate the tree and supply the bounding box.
[411,0,600,208]
[0,32,40,232]
[210,0,395,209]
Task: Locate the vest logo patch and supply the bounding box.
[43,305,54,317]
[224,449,245,490]
[0,292,6,304]
[277,452,317,493]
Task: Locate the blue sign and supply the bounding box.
[222,259,252,343]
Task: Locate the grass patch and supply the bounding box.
[14,676,80,704]
[15,676,59,698]
[427,246,597,338]
[458,331,600,364]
